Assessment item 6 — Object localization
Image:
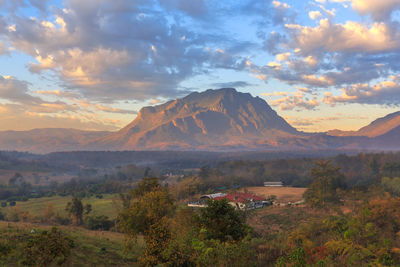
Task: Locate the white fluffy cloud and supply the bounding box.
[323,76,400,105]
[265,88,320,111]
[309,11,323,20]
[2,0,249,102]
[351,0,400,21]
[286,19,400,54]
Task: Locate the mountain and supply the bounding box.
[327,111,400,138]
[0,129,110,153]
[0,88,398,153]
[94,88,302,150]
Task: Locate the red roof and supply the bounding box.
[215,192,265,203]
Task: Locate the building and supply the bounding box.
[188,192,272,210]
[215,192,270,210]
[264,181,283,187]
[187,193,227,208]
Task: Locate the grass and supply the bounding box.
[247,205,330,235]
[241,186,307,203]
[0,194,121,219]
[0,221,144,266]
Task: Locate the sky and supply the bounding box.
[0,0,399,132]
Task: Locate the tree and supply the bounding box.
[21,227,74,267]
[65,197,84,225]
[8,172,23,187]
[42,202,56,223]
[198,199,247,241]
[304,161,345,207]
[118,178,175,265]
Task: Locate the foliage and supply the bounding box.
[41,202,56,223]
[304,161,345,207]
[21,227,74,266]
[198,199,248,242]
[119,178,175,265]
[85,215,114,230]
[381,176,400,196]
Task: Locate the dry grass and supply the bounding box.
[241,186,306,203]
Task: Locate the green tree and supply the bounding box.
[304,161,345,207]
[198,199,247,241]
[65,197,84,225]
[118,178,175,266]
[21,227,74,267]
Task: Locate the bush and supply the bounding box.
[21,227,74,266]
[85,215,114,230]
[54,215,71,225]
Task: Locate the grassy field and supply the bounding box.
[242,186,306,203]
[0,194,121,219]
[0,221,143,266]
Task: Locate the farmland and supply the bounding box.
[242,186,306,203]
[0,194,121,219]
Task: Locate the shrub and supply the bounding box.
[84,215,114,230]
[21,227,74,266]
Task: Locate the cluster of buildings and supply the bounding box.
[188,192,273,210]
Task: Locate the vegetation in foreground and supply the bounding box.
[0,152,399,266]
[115,164,400,266]
[0,221,141,266]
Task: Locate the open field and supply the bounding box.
[242,186,306,203]
[0,194,121,219]
[247,205,329,236]
[0,221,143,266]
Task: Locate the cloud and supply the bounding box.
[210,81,255,88]
[323,75,400,106]
[351,0,400,21]
[0,109,120,131]
[158,0,208,18]
[265,88,320,110]
[0,75,137,130]
[286,19,400,55]
[0,75,44,105]
[2,0,251,102]
[309,11,323,20]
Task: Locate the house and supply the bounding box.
[214,192,271,210]
[187,193,227,208]
[188,192,272,210]
[264,181,283,187]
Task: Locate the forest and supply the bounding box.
[0,151,399,266]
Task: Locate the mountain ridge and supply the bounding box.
[327,111,400,138]
[0,88,398,153]
[94,88,301,150]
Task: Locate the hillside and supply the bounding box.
[0,129,109,153]
[0,89,398,152]
[327,111,400,138]
[95,88,302,150]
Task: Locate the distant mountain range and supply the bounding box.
[327,111,400,138]
[0,88,399,153]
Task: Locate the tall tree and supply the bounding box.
[118,178,175,266]
[65,197,84,225]
[304,161,345,207]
